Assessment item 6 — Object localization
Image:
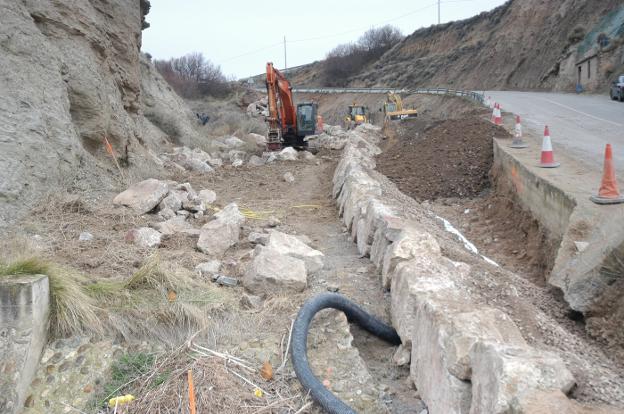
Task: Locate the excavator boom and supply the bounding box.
[266,62,297,149]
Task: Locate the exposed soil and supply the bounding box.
[431,193,556,285]
[377,117,510,200]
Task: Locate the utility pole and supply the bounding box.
[284,36,287,71]
[438,0,441,24]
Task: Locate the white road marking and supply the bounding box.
[538,98,623,127]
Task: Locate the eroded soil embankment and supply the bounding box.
[376,115,556,283]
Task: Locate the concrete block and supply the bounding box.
[0,275,50,414]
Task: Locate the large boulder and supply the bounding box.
[152,216,198,236]
[265,231,324,273]
[469,342,575,414]
[125,227,162,248]
[381,226,441,289]
[225,136,245,149]
[198,189,217,206]
[197,203,245,256]
[159,190,185,212]
[113,179,169,214]
[243,247,307,295]
[277,147,298,161]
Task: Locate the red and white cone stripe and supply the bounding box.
[538,126,560,168]
[514,115,522,138]
[494,104,502,125]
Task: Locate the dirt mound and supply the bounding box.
[377,117,510,200]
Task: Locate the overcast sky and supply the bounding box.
[142,0,508,79]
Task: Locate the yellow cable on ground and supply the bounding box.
[292,204,323,209]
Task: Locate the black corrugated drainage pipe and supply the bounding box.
[291,293,402,414]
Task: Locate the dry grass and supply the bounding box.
[0,257,102,337]
[84,255,237,344]
[123,346,309,414]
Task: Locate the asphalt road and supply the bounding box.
[485,91,624,167]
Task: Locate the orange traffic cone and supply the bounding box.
[538,126,560,168]
[316,115,324,134]
[590,144,624,204]
[510,115,528,149]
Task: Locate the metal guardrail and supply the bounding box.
[250,86,485,104]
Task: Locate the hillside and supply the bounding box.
[0,0,204,228]
[290,0,624,92]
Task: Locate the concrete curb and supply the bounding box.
[0,274,50,414]
[330,124,591,414]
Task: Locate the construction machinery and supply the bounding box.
[344,104,368,129]
[383,92,418,123]
[265,62,317,150]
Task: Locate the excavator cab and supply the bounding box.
[295,102,318,140]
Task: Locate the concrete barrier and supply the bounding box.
[330,124,587,414]
[0,275,50,414]
[493,137,624,315]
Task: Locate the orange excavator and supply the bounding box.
[265,62,317,150]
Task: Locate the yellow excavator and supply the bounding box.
[344,104,368,129]
[383,92,417,123]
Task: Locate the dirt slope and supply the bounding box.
[0,1,203,229]
[290,0,623,92]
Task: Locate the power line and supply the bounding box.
[220,0,490,63]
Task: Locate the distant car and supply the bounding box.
[610,75,624,102]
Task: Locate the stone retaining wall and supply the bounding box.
[331,124,594,414]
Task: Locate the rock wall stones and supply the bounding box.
[331,123,581,414]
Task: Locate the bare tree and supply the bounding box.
[154,52,231,98]
[323,25,403,86]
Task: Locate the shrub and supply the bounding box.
[322,25,403,86]
[155,52,232,99]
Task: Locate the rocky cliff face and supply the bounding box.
[0,0,201,228]
[291,0,623,92]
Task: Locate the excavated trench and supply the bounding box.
[376,116,558,285]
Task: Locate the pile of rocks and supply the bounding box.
[159,135,316,173]
[304,124,352,151]
[113,179,218,248]
[113,179,323,298]
[246,96,268,117]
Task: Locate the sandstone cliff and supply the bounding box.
[0,0,202,228]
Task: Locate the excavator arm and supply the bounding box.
[266,62,297,149]
[387,92,404,111]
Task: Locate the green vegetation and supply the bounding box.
[90,351,164,409]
